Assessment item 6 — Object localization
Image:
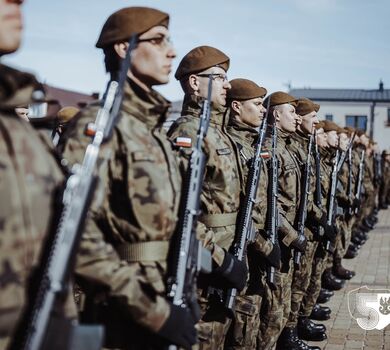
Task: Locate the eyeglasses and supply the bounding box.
[137,35,173,49]
[196,73,229,83]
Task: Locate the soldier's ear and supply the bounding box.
[273,108,280,122]
[188,74,200,93]
[113,41,129,60]
[231,100,241,114]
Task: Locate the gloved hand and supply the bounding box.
[353,198,361,210]
[157,304,197,350]
[214,251,248,291]
[265,243,281,269]
[291,234,307,253]
[324,224,338,242]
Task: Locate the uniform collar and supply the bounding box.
[181,94,226,126]
[0,64,40,112]
[227,117,258,145]
[120,78,171,129]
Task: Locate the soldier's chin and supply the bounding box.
[0,37,21,55]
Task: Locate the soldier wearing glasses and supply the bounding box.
[168,46,247,349]
[62,7,198,350]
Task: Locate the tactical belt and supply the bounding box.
[199,212,237,228]
[116,241,169,262]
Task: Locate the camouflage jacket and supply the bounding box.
[0,65,64,345]
[226,118,273,257]
[289,132,323,240]
[62,79,181,333]
[168,94,243,266]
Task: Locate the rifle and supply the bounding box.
[266,121,279,290]
[354,149,366,214]
[347,145,353,216]
[224,118,268,311]
[374,152,382,187]
[337,132,356,173]
[166,78,213,350]
[313,131,325,239]
[325,149,340,253]
[9,35,138,350]
[294,133,314,268]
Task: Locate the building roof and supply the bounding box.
[44,84,99,108]
[289,82,390,103]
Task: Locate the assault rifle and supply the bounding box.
[224,118,268,311]
[337,133,356,173]
[313,131,325,239]
[347,145,354,216]
[294,133,314,268]
[325,149,340,253]
[266,121,279,290]
[166,78,213,350]
[9,35,138,350]
[354,149,366,214]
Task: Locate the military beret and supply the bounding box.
[355,129,366,137]
[175,45,230,80]
[57,106,80,123]
[295,98,320,116]
[322,120,341,133]
[96,7,169,49]
[315,121,325,130]
[227,79,267,101]
[264,91,298,108]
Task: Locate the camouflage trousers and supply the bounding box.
[286,240,318,328]
[257,261,293,350]
[335,217,353,260]
[195,294,232,350]
[224,294,262,350]
[301,243,329,317]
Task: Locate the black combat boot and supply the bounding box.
[333,258,355,280]
[317,288,334,304]
[310,303,331,320]
[276,327,321,350]
[322,268,345,291]
[344,243,359,259]
[297,316,327,341]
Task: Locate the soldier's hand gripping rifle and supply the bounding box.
[325,149,340,253]
[166,77,213,350]
[294,132,314,268]
[9,35,138,350]
[266,118,279,291]
[354,149,366,214]
[224,118,268,311]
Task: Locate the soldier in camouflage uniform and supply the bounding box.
[283,98,333,349]
[379,150,390,208]
[254,92,307,350]
[0,0,67,348]
[224,79,281,350]
[62,7,198,350]
[168,46,247,350]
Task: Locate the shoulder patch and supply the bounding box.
[260,151,270,159]
[174,137,192,148]
[216,147,232,156]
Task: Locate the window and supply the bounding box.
[325,114,333,121]
[346,115,367,131]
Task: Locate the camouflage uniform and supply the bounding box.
[62,79,182,349]
[168,95,243,350]
[224,118,273,350]
[258,129,301,350]
[301,147,333,317]
[0,65,65,348]
[285,131,323,328]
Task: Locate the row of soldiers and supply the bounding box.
[1,3,389,350]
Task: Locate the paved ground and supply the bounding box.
[307,209,390,350]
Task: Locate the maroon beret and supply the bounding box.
[264,91,298,108]
[227,78,267,101]
[296,97,320,116]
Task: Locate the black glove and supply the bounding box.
[291,234,307,253]
[353,198,361,210]
[265,243,281,269]
[157,304,197,350]
[319,212,328,228]
[324,224,337,242]
[214,251,248,291]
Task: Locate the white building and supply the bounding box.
[289,81,390,150]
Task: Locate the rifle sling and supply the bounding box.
[116,241,169,262]
[199,212,238,228]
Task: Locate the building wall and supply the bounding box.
[313,101,390,150]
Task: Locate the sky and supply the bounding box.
[3,0,390,101]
